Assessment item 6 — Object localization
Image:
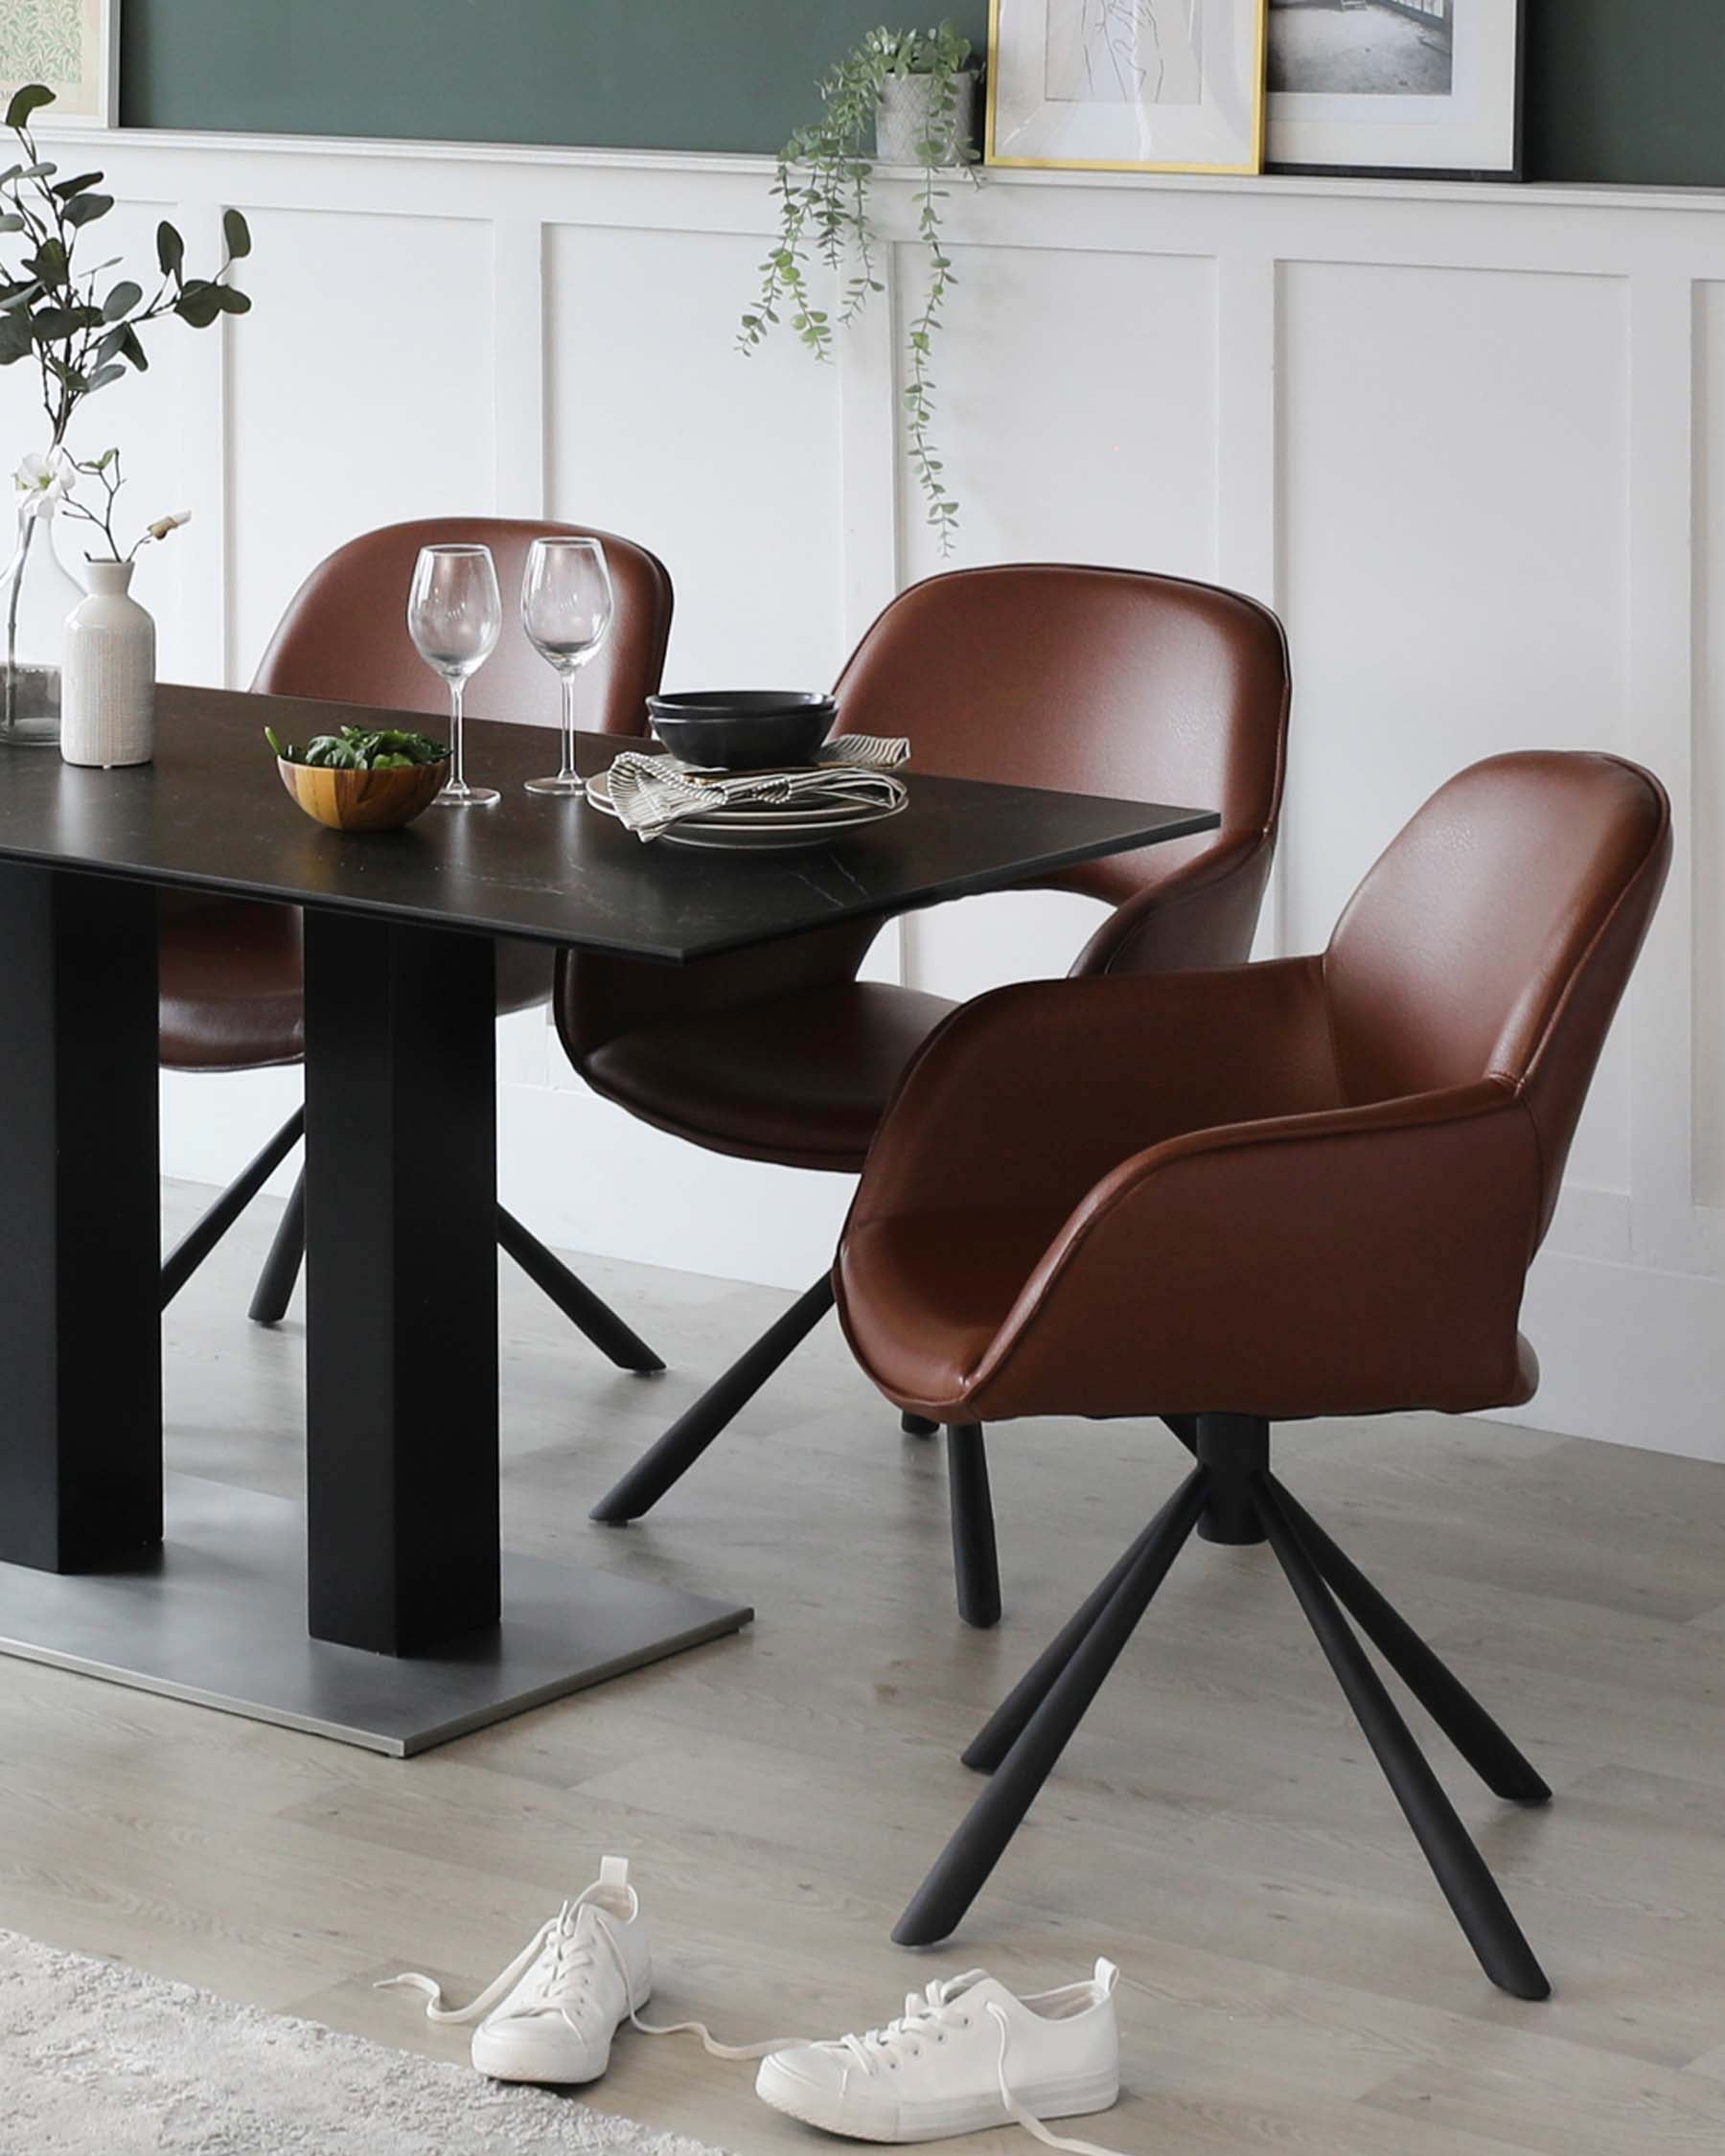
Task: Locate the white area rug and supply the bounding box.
[0,1929,729,2154]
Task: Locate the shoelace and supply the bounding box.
[380,1900,600,2030]
[380,1905,794,2059]
[835,1975,1122,2156]
[384,1924,1122,2155]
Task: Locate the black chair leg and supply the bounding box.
[947,1424,1001,1629]
[908,1433,1550,1991]
[902,1411,939,1437]
[161,1106,305,1310]
[961,1473,1203,1773]
[248,1166,307,1323]
[894,1464,1208,1946]
[1265,1474,1550,1804]
[1255,1478,1551,2001]
[496,1204,665,1374]
[590,1272,837,1524]
[1162,1413,1200,1455]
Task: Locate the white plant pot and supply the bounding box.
[60,558,155,768]
[875,69,978,166]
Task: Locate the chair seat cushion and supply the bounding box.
[160,895,305,1071]
[837,1208,1078,1413]
[159,895,553,1072]
[839,1208,1544,1426]
[582,981,959,1171]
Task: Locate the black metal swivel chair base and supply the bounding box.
[894,1413,1553,2001]
[160,1105,664,1373]
[587,1270,1002,1627]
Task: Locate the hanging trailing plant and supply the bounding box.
[738,24,980,553]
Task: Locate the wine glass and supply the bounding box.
[519,536,614,795]
[407,543,503,807]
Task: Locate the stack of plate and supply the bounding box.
[585,765,906,852]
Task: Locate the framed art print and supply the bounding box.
[987,0,1270,175]
[0,0,119,129]
[1266,0,1523,180]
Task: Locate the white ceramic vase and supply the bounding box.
[60,558,155,768]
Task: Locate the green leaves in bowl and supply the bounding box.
[265,724,448,771]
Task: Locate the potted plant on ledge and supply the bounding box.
[739,23,981,552]
[0,81,251,748]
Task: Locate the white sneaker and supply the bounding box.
[754,1961,1123,2151]
[380,1856,652,2086]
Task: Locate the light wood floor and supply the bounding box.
[4,1181,1724,2154]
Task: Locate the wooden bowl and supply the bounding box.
[277,757,448,832]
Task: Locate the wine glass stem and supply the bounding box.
[449,677,467,791]
[560,670,579,781]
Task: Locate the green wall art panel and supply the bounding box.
[103,1,1725,190]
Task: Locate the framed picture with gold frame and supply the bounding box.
[0,0,119,129]
[986,0,1269,174]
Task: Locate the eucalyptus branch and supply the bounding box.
[736,22,979,551]
[840,155,878,325]
[904,160,957,540]
[0,80,254,464]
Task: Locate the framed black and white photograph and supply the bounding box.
[987,0,1270,176]
[1266,0,1522,179]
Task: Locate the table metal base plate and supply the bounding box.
[0,1474,752,1755]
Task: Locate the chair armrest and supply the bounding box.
[1071,830,1276,977]
[848,955,1341,1230]
[966,1080,1543,1422]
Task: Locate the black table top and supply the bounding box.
[0,685,1219,964]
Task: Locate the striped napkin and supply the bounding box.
[603,734,909,843]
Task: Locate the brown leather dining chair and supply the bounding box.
[560,563,1291,1622]
[159,516,674,1369]
[836,749,1671,1995]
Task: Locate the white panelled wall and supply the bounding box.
[9,128,1725,1459]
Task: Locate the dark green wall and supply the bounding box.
[119,1,1725,188]
[119,2,995,159]
[1522,1,1725,188]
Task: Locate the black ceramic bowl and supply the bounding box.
[647,691,837,772]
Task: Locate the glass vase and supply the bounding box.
[0,506,84,748]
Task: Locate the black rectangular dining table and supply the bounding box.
[0,685,1217,1754]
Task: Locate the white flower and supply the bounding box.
[14,447,75,520]
[143,510,193,542]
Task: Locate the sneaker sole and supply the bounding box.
[754,2056,1120,2144]
[472,1981,652,2087]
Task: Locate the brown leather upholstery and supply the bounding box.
[250,516,672,739]
[158,518,672,1071]
[159,892,307,1072]
[836,751,1671,1425]
[558,565,1290,1166]
[585,981,961,1171]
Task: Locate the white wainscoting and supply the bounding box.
[10,129,1725,1457]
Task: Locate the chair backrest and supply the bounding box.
[560,563,1290,1076]
[251,516,673,736]
[831,564,1290,906]
[1323,750,1671,1235]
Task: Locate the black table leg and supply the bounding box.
[303,911,500,1654]
[0,866,161,1572]
[0,890,749,1753]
